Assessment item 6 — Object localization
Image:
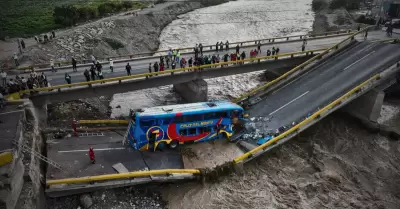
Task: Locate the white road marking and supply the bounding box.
[343,51,375,71]
[58,147,126,153]
[269,91,310,116]
[0,110,24,115]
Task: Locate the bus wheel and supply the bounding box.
[157,142,167,151]
[169,140,179,149]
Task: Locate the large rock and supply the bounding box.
[80,194,93,208]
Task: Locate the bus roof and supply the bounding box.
[137,101,243,117]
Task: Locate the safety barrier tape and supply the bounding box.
[232,27,372,104]
[13,29,352,71]
[46,169,200,185]
[17,48,325,95]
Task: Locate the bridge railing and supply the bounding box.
[15,48,325,97]
[46,169,200,185]
[13,29,351,72]
[233,73,381,164]
[232,27,372,104]
[232,26,377,164]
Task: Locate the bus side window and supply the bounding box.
[180,129,188,136]
[188,128,197,136]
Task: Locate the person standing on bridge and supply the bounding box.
[364,28,368,40]
[267,49,271,57]
[13,53,19,67]
[215,42,219,52]
[303,35,308,46]
[220,41,224,51]
[90,65,96,81]
[72,58,77,72]
[172,49,177,61]
[89,147,95,164]
[168,49,172,60]
[189,57,193,68]
[301,43,305,52]
[84,69,90,82]
[199,43,203,55]
[0,70,7,87]
[98,70,104,83]
[126,63,132,76]
[160,56,164,66]
[257,41,261,53]
[236,44,240,54]
[225,41,229,51]
[109,58,114,72]
[176,50,181,63]
[153,62,159,75]
[50,59,55,72]
[276,47,280,55]
[166,56,170,69]
[95,61,102,74]
[65,73,71,84]
[40,72,48,87]
[272,47,276,56]
[160,62,165,72]
[148,63,152,76]
[91,55,96,65]
[20,39,25,50]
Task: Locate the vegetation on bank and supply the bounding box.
[0,0,149,39]
[312,0,363,11]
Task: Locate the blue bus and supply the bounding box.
[126,101,246,151]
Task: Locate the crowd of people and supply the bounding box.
[0,69,49,95]
[1,39,295,95]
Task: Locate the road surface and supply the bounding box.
[246,41,400,143]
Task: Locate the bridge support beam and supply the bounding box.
[344,89,384,123]
[173,79,208,103]
[31,100,48,127]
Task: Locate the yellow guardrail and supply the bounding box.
[13,30,351,71]
[78,120,129,125]
[46,169,201,185]
[233,73,381,163]
[0,151,13,167]
[232,27,371,103]
[17,48,325,96]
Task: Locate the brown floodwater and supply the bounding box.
[161,105,400,209]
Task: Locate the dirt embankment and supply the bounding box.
[312,0,356,33]
[10,1,203,66]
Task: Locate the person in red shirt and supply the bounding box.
[89,147,95,164]
[160,62,164,72]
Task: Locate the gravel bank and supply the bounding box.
[1,1,203,67]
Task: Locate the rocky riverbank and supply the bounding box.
[2,1,204,67]
[311,0,356,33]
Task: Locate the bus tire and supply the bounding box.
[157,142,167,151]
[169,140,179,149]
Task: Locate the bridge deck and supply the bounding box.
[246,41,400,144]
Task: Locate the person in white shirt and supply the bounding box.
[50,59,56,72]
[0,70,7,87]
[91,55,96,65]
[109,58,114,72]
[13,53,19,66]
